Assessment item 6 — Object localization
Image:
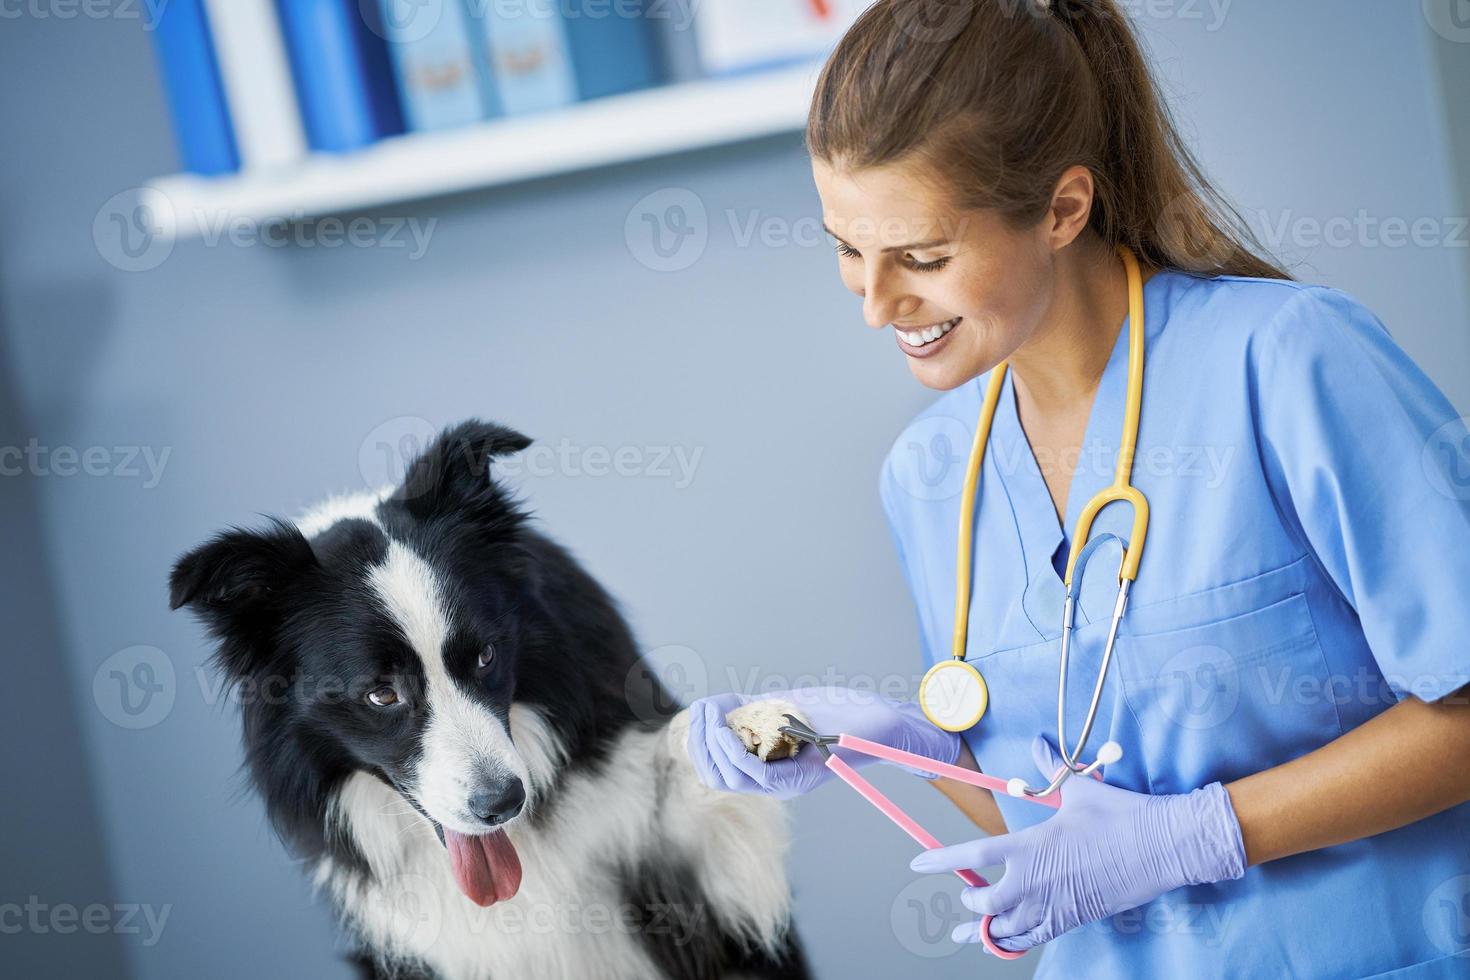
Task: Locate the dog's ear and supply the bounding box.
[169,518,316,675]
[394,419,532,518]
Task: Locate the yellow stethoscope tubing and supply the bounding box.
[922,244,1150,733]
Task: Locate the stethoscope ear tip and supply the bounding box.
[1097,741,1124,765]
[1005,777,1028,798]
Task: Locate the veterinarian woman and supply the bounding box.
[687,1,1470,976]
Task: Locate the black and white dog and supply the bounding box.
[170,420,811,980]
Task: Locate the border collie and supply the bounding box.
[169,420,812,980]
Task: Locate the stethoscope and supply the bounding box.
[917,244,1151,799]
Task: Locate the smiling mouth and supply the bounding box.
[385,777,524,907]
[895,316,961,348]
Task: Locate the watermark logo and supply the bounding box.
[93,645,176,730]
[891,0,977,45]
[625,188,708,272]
[94,188,174,273]
[625,643,709,722]
[366,0,444,43]
[0,0,172,30]
[359,416,440,492]
[1153,644,1240,731]
[891,415,972,502]
[366,873,445,948]
[0,439,172,488]
[1422,874,1470,957]
[1424,0,1470,43]
[94,189,438,271]
[1083,900,1234,947]
[0,898,171,947]
[1422,417,1470,502]
[889,875,969,959]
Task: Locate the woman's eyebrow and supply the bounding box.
[822,222,951,252]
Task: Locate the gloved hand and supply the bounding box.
[909,735,1247,954]
[686,687,963,800]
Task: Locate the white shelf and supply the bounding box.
[142,62,822,241]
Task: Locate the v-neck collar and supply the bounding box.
[986,267,1170,638]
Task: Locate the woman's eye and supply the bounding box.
[477,644,496,670]
[833,241,861,259]
[908,255,952,273]
[366,685,400,707]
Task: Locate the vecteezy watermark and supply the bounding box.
[363,0,699,44]
[889,417,1238,502]
[890,875,970,959]
[625,188,709,272]
[357,417,705,492]
[1116,0,1233,31]
[1154,193,1470,265]
[94,188,173,273]
[889,415,973,502]
[1422,874,1470,957]
[497,439,703,489]
[1248,209,1470,252]
[0,0,170,28]
[359,416,440,490]
[93,188,438,273]
[365,873,707,946]
[93,646,176,730]
[1148,652,1470,732]
[1422,417,1470,502]
[481,897,707,943]
[0,898,171,947]
[626,644,710,724]
[364,874,446,949]
[624,198,985,273]
[1152,645,1241,732]
[0,439,171,488]
[1423,0,1470,44]
[1081,900,1235,948]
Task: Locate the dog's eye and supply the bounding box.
[366,685,400,707]
[477,644,496,670]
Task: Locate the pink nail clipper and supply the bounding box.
[776,713,1067,960]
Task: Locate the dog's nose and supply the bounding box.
[467,778,525,826]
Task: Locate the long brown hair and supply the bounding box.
[806,0,1290,280]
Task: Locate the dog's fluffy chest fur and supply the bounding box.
[319,708,794,979]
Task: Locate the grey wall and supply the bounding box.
[1,4,1465,980]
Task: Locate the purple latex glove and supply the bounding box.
[686,687,963,800]
[909,735,1247,954]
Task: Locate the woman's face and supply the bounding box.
[812,157,1055,391]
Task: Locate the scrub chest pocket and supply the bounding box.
[1115,584,1344,796]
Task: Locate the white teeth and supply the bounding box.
[898,317,959,347]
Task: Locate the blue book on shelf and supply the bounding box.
[378,0,485,131]
[561,0,662,101]
[467,0,577,117]
[274,0,405,152]
[149,0,239,175]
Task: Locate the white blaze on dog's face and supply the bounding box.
[363,538,532,908]
[368,541,531,834]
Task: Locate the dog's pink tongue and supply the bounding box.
[444,828,522,907]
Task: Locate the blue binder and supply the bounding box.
[379,0,485,132]
[561,0,662,100]
[149,0,240,176]
[275,0,405,152]
[468,0,578,117]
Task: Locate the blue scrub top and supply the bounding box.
[879,269,1470,978]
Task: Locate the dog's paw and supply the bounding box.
[725,699,810,762]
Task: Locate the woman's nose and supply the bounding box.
[861,269,913,330]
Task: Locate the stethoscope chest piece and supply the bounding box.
[919,658,989,731]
